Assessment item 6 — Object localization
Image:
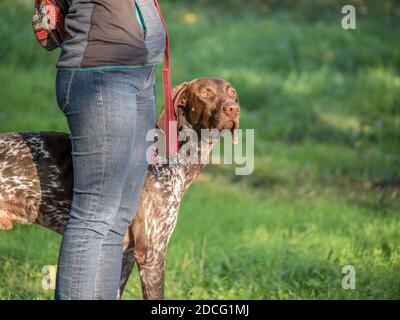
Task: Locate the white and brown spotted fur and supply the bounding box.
[0,78,241,300]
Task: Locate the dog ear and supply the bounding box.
[172,82,190,130]
[156,82,190,131]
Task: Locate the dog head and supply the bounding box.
[157,78,241,143]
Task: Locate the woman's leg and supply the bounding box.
[55,67,156,300]
[92,73,157,300]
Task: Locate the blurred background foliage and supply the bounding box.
[0,0,399,299]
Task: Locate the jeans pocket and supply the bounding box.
[144,66,157,89]
[56,69,76,113]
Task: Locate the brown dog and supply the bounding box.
[0,78,240,299]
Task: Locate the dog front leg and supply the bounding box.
[134,198,181,300]
[136,250,166,300]
[135,216,179,300]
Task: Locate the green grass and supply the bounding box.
[0,0,399,299]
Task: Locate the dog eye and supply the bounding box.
[227,88,236,97]
[201,89,211,97]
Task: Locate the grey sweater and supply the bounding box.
[57,0,166,69]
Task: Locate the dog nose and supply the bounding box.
[224,105,240,117]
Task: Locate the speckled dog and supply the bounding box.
[0,78,240,299]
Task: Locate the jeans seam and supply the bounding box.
[92,69,112,299]
[140,66,156,93]
[66,68,89,298]
[62,70,76,113]
[69,70,108,299]
[93,251,105,299]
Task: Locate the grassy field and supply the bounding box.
[0,0,399,299]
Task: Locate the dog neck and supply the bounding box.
[154,113,215,188]
[179,138,215,191]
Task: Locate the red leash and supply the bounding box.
[153,0,178,158]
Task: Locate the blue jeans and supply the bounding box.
[54,66,156,300]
